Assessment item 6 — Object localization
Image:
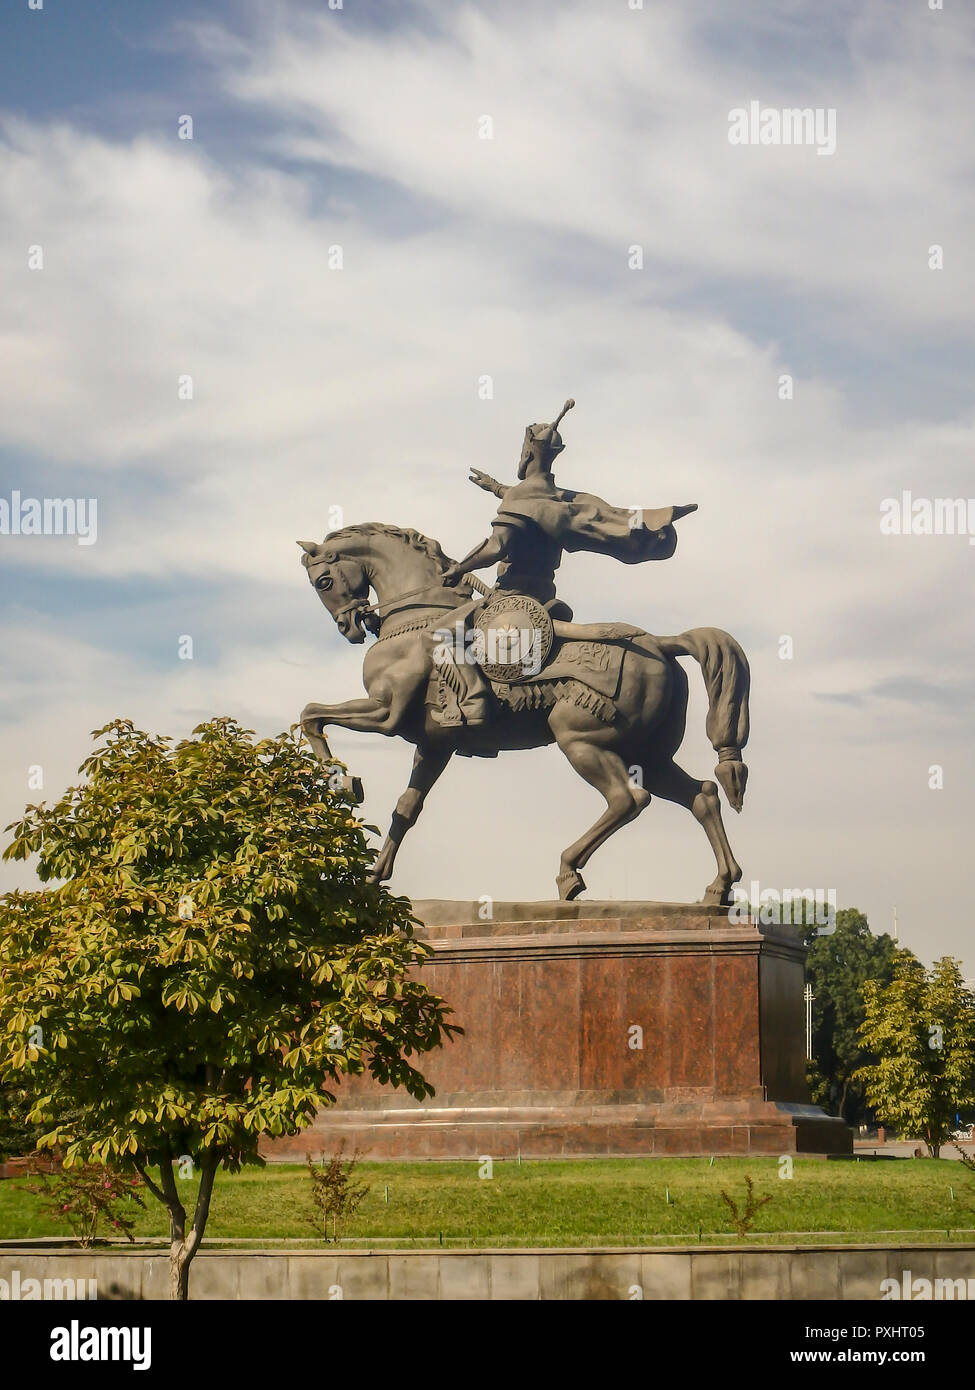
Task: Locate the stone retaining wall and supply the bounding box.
[2,1244,973,1300]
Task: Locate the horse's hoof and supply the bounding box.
[345,775,365,805]
[700,883,731,907]
[557,869,586,901]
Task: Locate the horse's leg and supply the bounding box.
[369,745,452,884]
[300,695,402,741]
[644,760,742,905]
[300,669,418,750]
[301,640,429,749]
[548,705,651,900]
[301,719,333,766]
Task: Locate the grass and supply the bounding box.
[2,1157,975,1249]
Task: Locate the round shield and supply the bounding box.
[473,594,553,682]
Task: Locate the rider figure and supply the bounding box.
[431,399,696,727]
[443,400,577,608]
[429,404,574,725]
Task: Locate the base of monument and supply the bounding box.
[275,1098,849,1160]
[265,900,852,1162]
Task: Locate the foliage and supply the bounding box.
[0,1083,38,1163]
[23,1160,145,1247]
[854,955,975,1158]
[0,717,459,1296]
[719,1174,773,1237]
[305,1147,368,1241]
[799,908,900,1125]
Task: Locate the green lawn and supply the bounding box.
[2,1157,974,1248]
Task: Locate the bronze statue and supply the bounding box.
[298,399,750,903]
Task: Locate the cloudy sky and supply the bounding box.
[1,0,972,969]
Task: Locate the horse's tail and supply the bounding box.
[656,627,751,812]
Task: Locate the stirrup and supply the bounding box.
[432,697,490,728]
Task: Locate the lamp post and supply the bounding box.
[804,983,815,1060]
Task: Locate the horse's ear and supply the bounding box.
[297,540,318,554]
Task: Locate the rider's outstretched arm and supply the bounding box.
[445,523,513,583]
[469,469,508,498]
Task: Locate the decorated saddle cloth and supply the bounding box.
[532,638,624,696]
[489,636,625,723]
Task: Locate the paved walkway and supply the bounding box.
[853,1140,975,1160]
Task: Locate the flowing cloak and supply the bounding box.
[494,476,697,566]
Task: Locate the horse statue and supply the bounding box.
[297,518,750,904]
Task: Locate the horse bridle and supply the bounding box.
[307,553,488,627]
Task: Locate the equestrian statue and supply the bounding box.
[298,398,750,903]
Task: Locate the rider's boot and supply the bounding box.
[431,659,492,727]
[425,603,493,727]
[425,620,493,727]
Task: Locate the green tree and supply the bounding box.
[0,718,458,1298]
[799,908,899,1125]
[854,955,975,1157]
[0,1082,37,1163]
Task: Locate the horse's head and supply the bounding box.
[298,539,373,643]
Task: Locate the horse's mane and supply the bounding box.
[324,523,451,571]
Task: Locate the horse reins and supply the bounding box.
[329,571,490,626]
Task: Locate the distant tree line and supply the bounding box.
[799,908,899,1127]
[800,908,975,1153]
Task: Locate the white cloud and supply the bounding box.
[220,0,975,333]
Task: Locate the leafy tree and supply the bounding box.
[799,908,899,1125]
[854,955,975,1157]
[0,718,458,1298]
[0,1082,37,1163]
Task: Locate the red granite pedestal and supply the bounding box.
[268,901,851,1160]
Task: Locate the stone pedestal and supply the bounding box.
[269,901,851,1160]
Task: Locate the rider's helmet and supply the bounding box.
[517,398,575,479]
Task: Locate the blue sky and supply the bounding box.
[1,0,973,968]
